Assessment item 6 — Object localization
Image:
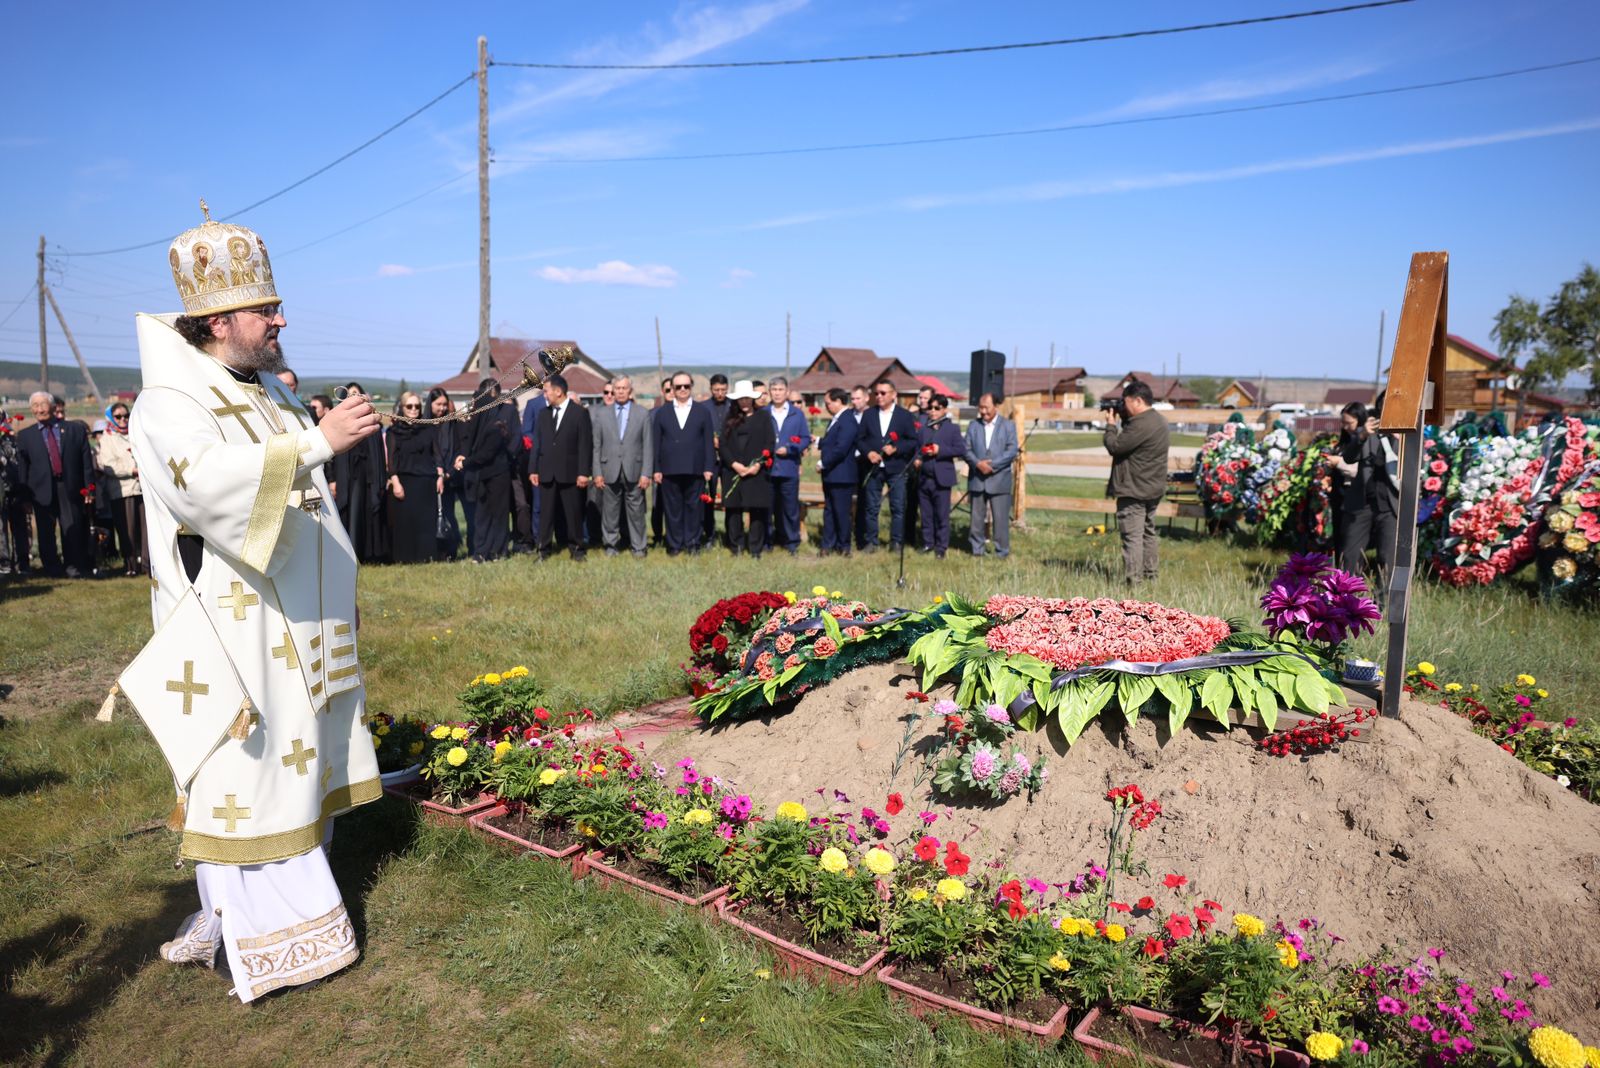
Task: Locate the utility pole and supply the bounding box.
[785,311,791,379]
[37,236,48,390]
[654,316,664,391]
[1049,341,1055,369]
[1373,309,1386,402]
[476,35,491,382]
[43,283,101,400]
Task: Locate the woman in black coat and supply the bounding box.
[717,383,776,557]
[386,392,442,563]
[428,387,463,559]
[331,381,390,563]
[458,379,511,562]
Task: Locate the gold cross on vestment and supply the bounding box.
[209,386,260,443]
[167,457,190,490]
[281,738,317,776]
[276,399,309,429]
[271,632,299,670]
[212,794,251,832]
[217,581,259,621]
[165,661,209,715]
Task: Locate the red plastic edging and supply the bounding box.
[877,963,1070,1042]
[467,803,587,875]
[583,852,729,911]
[716,898,888,985]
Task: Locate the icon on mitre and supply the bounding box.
[116,589,255,791]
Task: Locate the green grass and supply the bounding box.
[2,521,1596,1063]
[1023,431,1207,452]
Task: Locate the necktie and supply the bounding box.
[616,402,627,437]
[554,404,563,433]
[44,424,63,478]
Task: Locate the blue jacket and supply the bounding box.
[652,402,716,477]
[818,410,859,486]
[854,404,920,477]
[965,415,1018,494]
[916,416,968,490]
[766,403,812,479]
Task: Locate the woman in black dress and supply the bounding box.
[428,387,463,559]
[718,381,776,558]
[459,379,511,562]
[331,381,390,562]
[386,392,441,563]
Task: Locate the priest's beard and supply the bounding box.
[226,333,287,374]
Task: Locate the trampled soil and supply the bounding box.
[651,662,1600,1031]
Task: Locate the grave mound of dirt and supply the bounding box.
[652,662,1600,1030]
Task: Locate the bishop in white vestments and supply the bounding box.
[117,204,384,1002]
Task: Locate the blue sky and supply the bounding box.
[2,0,1597,385]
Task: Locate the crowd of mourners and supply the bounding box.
[0,370,1024,576]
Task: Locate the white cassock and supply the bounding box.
[118,312,381,1001]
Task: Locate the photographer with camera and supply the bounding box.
[1102,380,1170,584]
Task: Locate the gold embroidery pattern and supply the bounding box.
[165,660,209,715]
[239,432,299,573]
[276,399,309,429]
[271,632,299,670]
[209,386,260,443]
[327,664,360,682]
[167,457,190,490]
[180,778,381,865]
[237,904,359,1001]
[281,738,317,776]
[217,581,259,621]
[212,794,251,832]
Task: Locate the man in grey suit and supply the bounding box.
[964,393,1017,558]
[591,376,654,556]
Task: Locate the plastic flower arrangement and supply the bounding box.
[926,702,1048,803]
[1254,434,1336,550]
[1259,552,1381,665]
[1195,420,1261,528]
[1537,464,1600,602]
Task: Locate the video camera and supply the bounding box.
[1099,396,1126,419]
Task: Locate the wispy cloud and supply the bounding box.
[377,264,416,277]
[0,135,45,149]
[720,267,755,288]
[1095,60,1381,120]
[538,260,680,288]
[739,117,1600,230]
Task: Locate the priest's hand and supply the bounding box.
[322,394,380,455]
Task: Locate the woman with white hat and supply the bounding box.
[718,380,777,558]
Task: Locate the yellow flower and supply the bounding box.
[1058,917,1081,936]
[863,848,896,876]
[1583,1045,1600,1068]
[469,675,483,686]
[577,821,596,838]
[430,725,451,740]
[1538,688,1549,699]
[484,672,502,686]
[377,724,390,735]
[1445,683,1462,692]
[538,768,567,786]
[811,585,828,597]
[592,763,606,774]
[932,595,943,604]
[445,628,453,634]
[754,967,772,980]
[506,665,529,678]
[408,741,425,756]
[1415,661,1435,676]
[1104,923,1126,943]
[1047,953,1072,972]
[935,877,967,901]
[493,740,512,763]
[819,847,848,874]
[1553,556,1578,580]
[783,591,797,604]
[775,801,808,822]
[1548,510,1576,533]
[371,735,381,748]
[1305,1032,1345,1062]
[1517,673,1537,687]
[1276,939,1299,969]
[1564,532,1589,554]
[830,590,842,598]
[450,726,470,741]
[1233,913,1266,938]
[909,888,929,902]
[446,746,468,767]
[1527,1026,1585,1068]
[683,808,713,826]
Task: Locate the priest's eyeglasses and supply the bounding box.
[237,304,285,321]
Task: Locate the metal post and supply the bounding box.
[476,35,491,382]
[37,236,48,390]
[1382,403,1426,719]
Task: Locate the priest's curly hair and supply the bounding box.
[173,315,217,349]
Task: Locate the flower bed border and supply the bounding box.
[467,803,586,875]
[715,898,887,987]
[382,782,497,826]
[1072,1004,1310,1067]
[583,851,728,912]
[877,963,1071,1043]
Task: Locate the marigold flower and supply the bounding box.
[1305,1032,1345,1062]
[445,746,468,767]
[493,740,512,763]
[863,848,896,875]
[1047,953,1072,972]
[811,585,828,596]
[775,801,808,822]
[450,726,470,741]
[935,877,967,901]
[1516,673,1537,686]
[1277,938,1300,969]
[1526,1026,1585,1068]
[909,887,929,902]
[484,672,502,685]
[819,848,848,874]
[1104,923,1127,943]
[1416,661,1435,676]
[430,724,451,740]
[783,591,797,604]
[1445,682,1462,692]
[538,768,567,786]
[683,808,714,826]
[1233,913,1267,938]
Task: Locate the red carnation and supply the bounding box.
[886,793,904,816]
[699,493,712,503]
[533,707,550,722]
[761,449,771,457]
[914,836,939,862]
[888,431,898,441]
[522,435,533,450]
[790,435,801,444]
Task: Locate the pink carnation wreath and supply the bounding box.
[982,595,1234,671]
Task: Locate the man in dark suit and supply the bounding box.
[699,373,730,548]
[520,388,549,551]
[503,393,534,554]
[914,394,967,558]
[530,374,592,561]
[764,376,812,555]
[816,388,857,556]
[854,377,918,552]
[17,390,95,576]
[652,369,715,555]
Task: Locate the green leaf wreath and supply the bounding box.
[906,593,1345,743]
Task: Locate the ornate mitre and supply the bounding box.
[168,199,278,316]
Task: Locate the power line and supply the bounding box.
[491,54,1600,164]
[54,72,476,258]
[0,284,36,331]
[491,1,1415,70]
[277,171,474,256]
